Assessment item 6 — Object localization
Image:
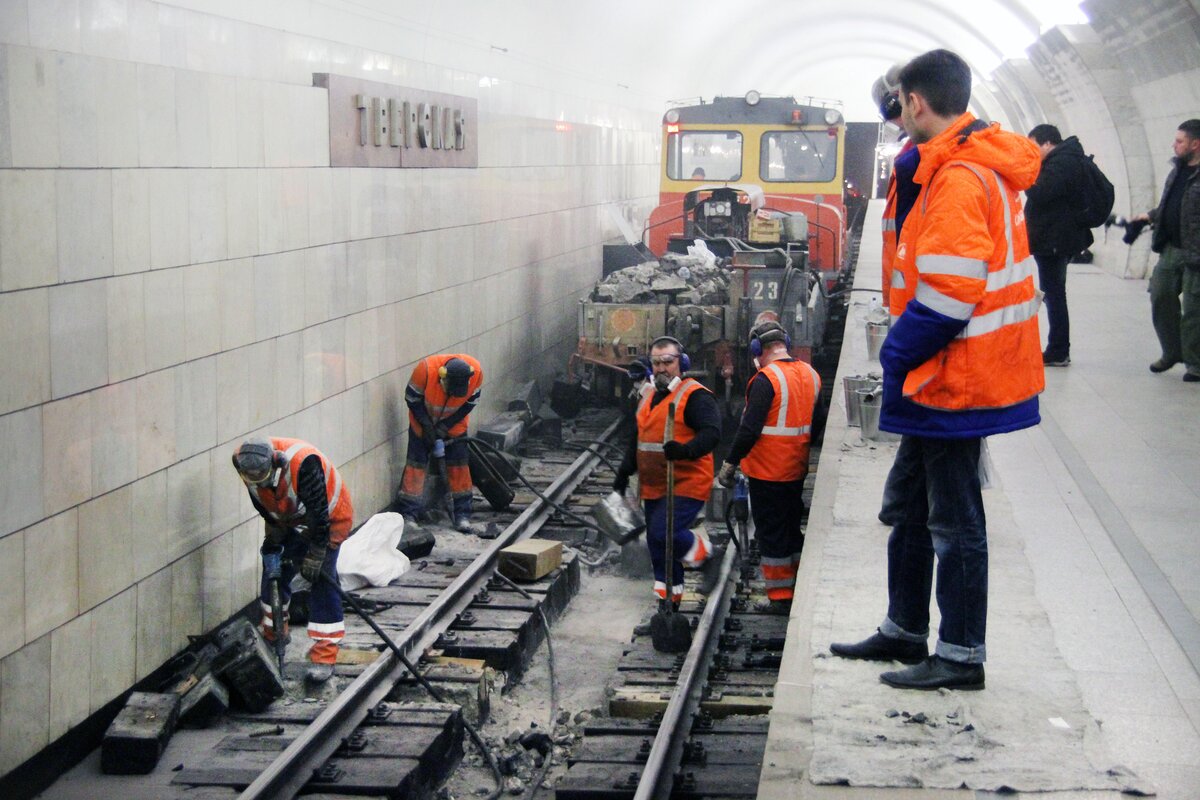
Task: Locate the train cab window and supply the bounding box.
[666,131,742,181]
[760,130,838,182]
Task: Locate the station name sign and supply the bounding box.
[315,73,478,168]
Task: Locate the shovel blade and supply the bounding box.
[650,611,692,653]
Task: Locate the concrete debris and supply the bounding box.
[592,253,730,305]
[505,777,524,795]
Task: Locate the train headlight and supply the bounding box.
[745,90,761,106]
[665,109,680,124]
[704,201,731,217]
[824,109,841,125]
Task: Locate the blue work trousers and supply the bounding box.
[643,495,705,599]
[877,435,988,664]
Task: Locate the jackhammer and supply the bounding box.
[260,544,287,674]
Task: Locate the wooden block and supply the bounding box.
[498,539,562,582]
[101,691,182,775]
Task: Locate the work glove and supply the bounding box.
[300,539,329,584]
[612,470,630,496]
[434,422,451,440]
[662,440,690,461]
[717,461,737,488]
[421,424,438,448]
[263,523,288,547]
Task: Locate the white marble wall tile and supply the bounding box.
[187,170,227,266]
[209,74,238,167]
[361,375,389,451]
[215,347,251,444]
[183,260,221,360]
[136,63,179,167]
[0,531,23,658]
[147,168,190,269]
[256,168,285,254]
[316,392,344,467]
[175,69,211,168]
[88,587,135,711]
[170,549,203,648]
[28,0,80,52]
[48,613,90,739]
[280,168,310,252]
[134,368,176,477]
[0,287,50,416]
[92,58,138,166]
[0,408,43,537]
[166,451,211,560]
[42,392,92,517]
[131,469,167,581]
[234,77,264,168]
[6,46,59,167]
[329,168,350,243]
[90,379,136,494]
[348,168,377,240]
[225,169,258,259]
[142,267,185,372]
[57,169,114,282]
[312,87,330,167]
[79,0,129,59]
[215,257,254,351]
[56,53,99,168]
[303,244,335,327]
[126,0,160,63]
[0,635,50,775]
[78,484,133,611]
[244,338,277,429]
[0,168,58,290]
[134,567,171,680]
[105,273,146,382]
[307,168,334,247]
[174,356,216,460]
[273,331,304,420]
[342,383,364,466]
[261,82,292,169]
[201,531,232,630]
[303,320,347,408]
[0,2,29,47]
[111,169,150,274]
[210,444,246,537]
[231,518,259,609]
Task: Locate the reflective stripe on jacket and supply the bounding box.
[739,360,820,483]
[882,172,898,307]
[254,438,354,545]
[635,379,714,502]
[408,354,484,438]
[887,113,1044,417]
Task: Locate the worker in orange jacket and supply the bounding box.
[832,50,1044,692]
[232,437,354,683]
[396,354,483,532]
[716,321,821,614]
[873,62,919,308]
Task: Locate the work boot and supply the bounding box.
[879,655,984,691]
[633,621,652,637]
[1149,358,1178,373]
[697,545,727,595]
[829,629,927,664]
[754,598,792,616]
[454,515,476,533]
[306,662,334,683]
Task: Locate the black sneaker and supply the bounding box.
[830,629,928,664]
[879,655,984,691]
[1042,354,1070,367]
[1184,370,1200,383]
[697,545,727,595]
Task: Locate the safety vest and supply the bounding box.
[739,360,820,483]
[889,114,1044,412]
[635,379,713,502]
[882,171,898,307]
[408,354,484,437]
[252,438,354,545]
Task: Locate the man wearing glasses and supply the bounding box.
[232,437,355,683]
[613,337,723,606]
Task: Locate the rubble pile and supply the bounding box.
[592,252,730,305]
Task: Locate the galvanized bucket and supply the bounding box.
[865,320,889,361]
[843,374,881,427]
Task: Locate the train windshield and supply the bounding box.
[760,130,839,182]
[666,131,742,181]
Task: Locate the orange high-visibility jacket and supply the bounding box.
[739,360,821,483]
[635,379,714,502]
[407,354,484,438]
[882,171,898,307]
[252,438,354,545]
[887,113,1044,415]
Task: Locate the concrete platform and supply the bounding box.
[760,201,1200,799]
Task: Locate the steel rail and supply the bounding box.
[239,415,623,800]
[634,540,739,800]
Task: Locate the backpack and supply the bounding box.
[1075,154,1115,229]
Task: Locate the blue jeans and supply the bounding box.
[877,435,988,664]
[1035,252,1070,360]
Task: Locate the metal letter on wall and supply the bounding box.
[316,73,478,167]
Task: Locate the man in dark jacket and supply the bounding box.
[1025,125,1096,367]
[1131,119,1200,382]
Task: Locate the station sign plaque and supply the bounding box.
[315,73,478,168]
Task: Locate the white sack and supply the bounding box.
[337,512,411,591]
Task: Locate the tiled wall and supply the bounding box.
[0,0,659,775]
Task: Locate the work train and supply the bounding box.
[574,93,850,407]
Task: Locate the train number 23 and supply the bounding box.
[749,279,779,301]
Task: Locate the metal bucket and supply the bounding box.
[865,321,889,361]
[843,374,881,427]
[592,491,646,545]
[857,388,900,442]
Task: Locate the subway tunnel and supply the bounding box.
[0,0,1199,797]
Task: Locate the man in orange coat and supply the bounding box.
[396,354,484,532]
[831,50,1044,691]
[233,437,354,683]
[716,322,821,614]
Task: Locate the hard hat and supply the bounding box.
[233,437,277,484]
[871,63,904,122]
[438,358,475,397]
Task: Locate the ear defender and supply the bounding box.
[650,336,690,372]
[749,323,791,358]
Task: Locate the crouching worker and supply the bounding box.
[395,354,484,532]
[717,322,822,615]
[232,437,354,683]
[613,336,723,615]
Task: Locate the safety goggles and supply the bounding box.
[239,469,277,489]
[649,355,678,366]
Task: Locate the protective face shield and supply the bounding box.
[438,358,475,397]
[233,437,280,488]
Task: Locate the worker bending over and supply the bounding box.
[395,354,484,532]
[717,322,821,614]
[232,437,354,683]
[613,336,723,605]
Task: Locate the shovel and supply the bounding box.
[651,400,693,653]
